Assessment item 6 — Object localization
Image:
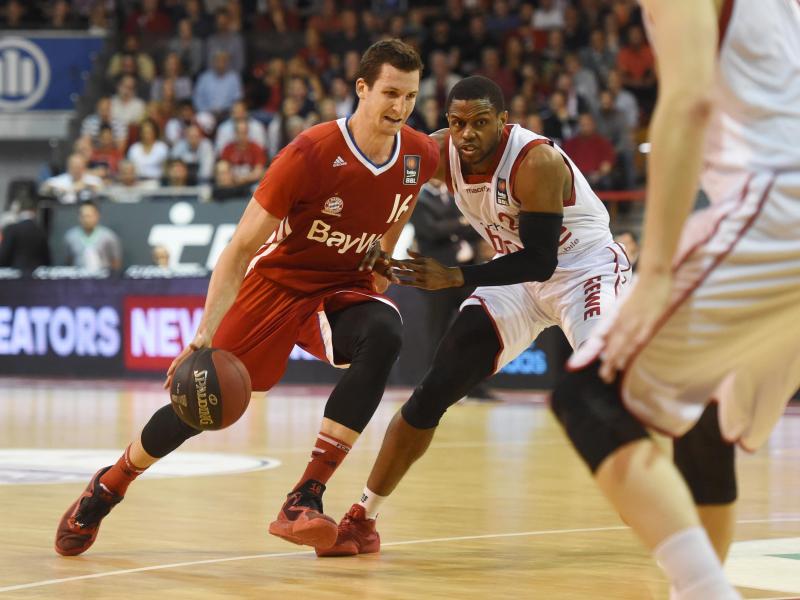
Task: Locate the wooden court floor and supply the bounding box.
[1,378,799,599]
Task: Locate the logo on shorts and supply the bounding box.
[322,196,343,217]
[403,155,420,185]
[496,178,510,206]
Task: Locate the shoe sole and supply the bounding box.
[316,542,380,557]
[268,517,338,549]
[55,494,96,556]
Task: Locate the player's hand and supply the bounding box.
[164,332,209,389]
[359,240,397,282]
[372,272,390,293]
[599,272,672,383]
[390,251,464,290]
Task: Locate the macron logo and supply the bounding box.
[332,156,347,167]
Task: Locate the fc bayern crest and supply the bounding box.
[322,196,343,216]
[496,178,510,206]
[403,155,420,185]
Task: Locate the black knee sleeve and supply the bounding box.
[402,306,499,429]
[551,361,649,473]
[674,403,737,505]
[323,302,403,433]
[140,404,202,458]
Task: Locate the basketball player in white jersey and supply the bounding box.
[553,0,800,597]
[315,75,632,557]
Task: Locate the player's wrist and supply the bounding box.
[447,267,465,288]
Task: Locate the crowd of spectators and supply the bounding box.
[4,0,655,205]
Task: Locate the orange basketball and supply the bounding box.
[169,348,252,431]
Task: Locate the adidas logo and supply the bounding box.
[332,156,347,167]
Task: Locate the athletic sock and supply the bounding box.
[295,432,351,490]
[655,527,740,600]
[99,444,148,496]
[357,486,386,519]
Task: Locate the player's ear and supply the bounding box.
[498,110,509,129]
[355,78,368,99]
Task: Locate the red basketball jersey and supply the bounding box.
[251,118,439,292]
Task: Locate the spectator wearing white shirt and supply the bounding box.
[110,75,146,127]
[126,119,169,182]
[214,100,267,154]
[533,0,565,30]
[193,50,243,121]
[40,154,104,204]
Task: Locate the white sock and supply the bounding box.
[655,527,740,600]
[357,486,386,519]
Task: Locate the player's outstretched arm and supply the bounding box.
[164,198,281,387]
[391,144,566,290]
[599,0,717,382]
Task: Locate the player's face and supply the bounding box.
[356,64,420,136]
[447,99,508,168]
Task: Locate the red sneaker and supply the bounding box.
[268,480,338,549]
[55,467,123,556]
[315,504,380,557]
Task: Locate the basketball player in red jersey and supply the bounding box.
[55,39,439,556]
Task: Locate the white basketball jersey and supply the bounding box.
[448,124,611,266]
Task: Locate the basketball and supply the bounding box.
[169,348,252,431]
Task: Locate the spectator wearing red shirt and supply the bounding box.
[220,120,268,185]
[616,25,656,112]
[124,0,173,36]
[562,113,616,191]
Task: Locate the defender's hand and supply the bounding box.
[390,251,464,290]
[164,332,210,389]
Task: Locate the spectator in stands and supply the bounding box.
[594,89,636,189]
[64,200,122,272]
[486,0,519,36]
[211,159,251,201]
[314,97,338,124]
[87,2,109,36]
[206,8,245,74]
[614,230,640,269]
[104,160,158,202]
[326,9,370,56]
[307,0,340,34]
[90,126,124,180]
[151,52,193,102]
[526,113,545,135]
[562,5,589,51]
[476,47,516,101]
[298,27,331,76]
[416,98,447,135]
[541,91,576,145]
[564,53,599,111]
[81,97,128,149]
[421,19,454,62]
[2,0,31,29]
[48,0,82,29]
[460,15,492,73]
[284,75,317,118]
[250,57,286,124]
[220,119,268,186]
[607,68,640,130]
[168,19,205,77]
[126,118,169,183]
[40,154,103,204]
[533,0,565,30]
[123,0,173,36]
[215,100,267,153]
[555,72,592,119]
[508,95,530,125]
[111,75,146,127]
[616,25,656,110]
[330,76,355,118]
[181,0,213,38]
[0,197,51,271]
[193,50,243,121]
[419,51,461,108]
[152,244,170,267]
[266,97,301,158]
[602,11,622,54]
[107,35,156,83]
[171,124,215,184]
[540,29,567,84]
[113,53,152,97]
[163,159,191,187]
[579,29,617,84]
[563,113,616,191]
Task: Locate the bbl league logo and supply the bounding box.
[0,38,50,111]
[403,155,420,185]
[496,178,510,206]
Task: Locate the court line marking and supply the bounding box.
[2,518,800,594]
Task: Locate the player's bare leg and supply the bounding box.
[697,504,736,561]
[367,412,436,496]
